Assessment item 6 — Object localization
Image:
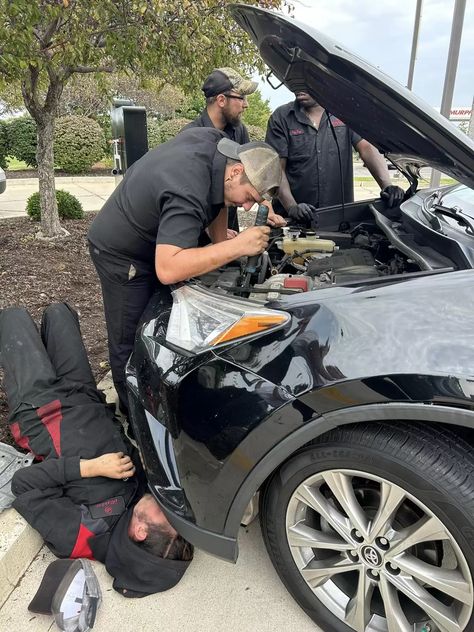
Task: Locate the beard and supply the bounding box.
[222,104,242,127]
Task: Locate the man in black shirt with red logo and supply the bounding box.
[266,91,404,224]
[0,303,192,597]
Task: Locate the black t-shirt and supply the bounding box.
[88,127,226,263]
[265,101,362,209]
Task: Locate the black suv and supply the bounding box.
[127,6,474,631]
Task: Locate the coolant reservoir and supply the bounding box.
[280,233,336,255]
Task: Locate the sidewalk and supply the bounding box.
[0,173,386,220]
[0,175,117,219]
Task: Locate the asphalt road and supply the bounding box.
[0,520,323,632]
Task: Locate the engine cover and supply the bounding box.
[305,248,376,276]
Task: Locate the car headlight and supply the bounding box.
[165,284,290,354]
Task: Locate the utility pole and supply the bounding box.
[469,95,474,141]
[407,0,423,90]
[430,0,467,187]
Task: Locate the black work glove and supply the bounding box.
[287,203,317,225]
[380,185,405,208]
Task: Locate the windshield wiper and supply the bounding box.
[431,204,474,236]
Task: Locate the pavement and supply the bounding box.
[0,175,118,219]
[1,521,322,632]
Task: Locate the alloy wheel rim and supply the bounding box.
[285,469,473,632]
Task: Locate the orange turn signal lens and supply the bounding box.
[210,314,288,346]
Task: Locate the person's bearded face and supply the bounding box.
[222,93,248,126]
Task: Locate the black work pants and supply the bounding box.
[0,303,99,456]
[88,243,159,414]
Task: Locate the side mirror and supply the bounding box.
[0,166,5,194]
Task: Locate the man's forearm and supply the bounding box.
[155,226,269,285]
[277,161,297,211]
[357,141,391,189]
[156,239,243,285]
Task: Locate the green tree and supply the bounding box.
[177,90,206,120]
[0,0,285,239]
[0,120,9,169]
[7,116,38,167]
[243,89,272,129]
[157,117,192,143]
[246,124,266,141]
[58,75,186,120]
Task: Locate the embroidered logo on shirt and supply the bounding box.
[290,128,305,135]
[89,496,125,519]
[330,118,346,127]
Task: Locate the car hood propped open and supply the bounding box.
[230,4,474,188]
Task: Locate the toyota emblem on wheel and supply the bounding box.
[361,546,382,567]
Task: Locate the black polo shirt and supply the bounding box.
[265,100,362,209]
[183,108,250,144]
[88,127,226,263]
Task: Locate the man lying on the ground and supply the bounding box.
[0,303,192,598]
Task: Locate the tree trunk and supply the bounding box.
[36,115,64,239]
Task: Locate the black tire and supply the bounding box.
[260,422,474,632]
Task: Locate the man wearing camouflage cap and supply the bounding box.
[88,129,281,414]
[184,68,285,234]
[186,67,257,146]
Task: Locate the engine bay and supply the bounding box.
[198,203,433,303]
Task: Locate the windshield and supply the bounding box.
[440,185,474,218]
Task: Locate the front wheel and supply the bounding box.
[260,422,474,632]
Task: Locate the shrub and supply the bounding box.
[54,115,105,174]
[0,120,9,169]
[96,112,113,156]
[7,116,37,167]
[176,93,205,120]
[246,124,266,142]
[26,190,84,221]
[147,118,162,149]
[157,117,192,144]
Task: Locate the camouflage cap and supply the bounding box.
[217,138,281,199]
[202,68,258,98]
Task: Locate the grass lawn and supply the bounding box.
[354,175,457,186]
[5,155,113,172]
[5,156,29,170]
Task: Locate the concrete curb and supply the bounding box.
[0,373,117,608]
[0,508,43,607]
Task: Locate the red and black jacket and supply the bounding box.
[10,390,137,559]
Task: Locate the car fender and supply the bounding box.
[223,401,474,539]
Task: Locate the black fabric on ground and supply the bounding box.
[28,559,76,614]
